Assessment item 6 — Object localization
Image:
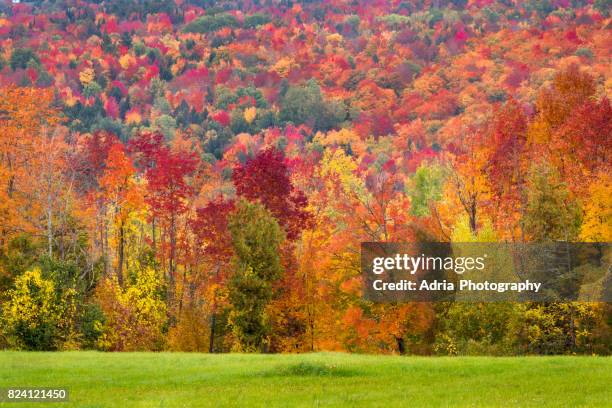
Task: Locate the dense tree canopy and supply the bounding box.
[0,0,610,354]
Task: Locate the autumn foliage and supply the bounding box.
[0,0,610,355]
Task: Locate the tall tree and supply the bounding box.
[130,132,199,303]
[227,200,284,352]
[99,142,142,286]
[0,87,60,248]
[522,163,581,242]
[486,98,529,238]
[191,196,235,352]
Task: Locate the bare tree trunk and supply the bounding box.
[209,263,220,353]
[178,266,187,315]
[469,200,477,234]
[117,217,125,286]
[396,336,406,355]
[47,190,53,258]
[152,217,156,251]
[104,209,109,277]
[209,310,217,353]
[168,214,177,304]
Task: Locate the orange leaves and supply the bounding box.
[339,277,361,296]
[340,303,434,354]
[100,143,135,193]
[99,142,143,215]
[580,172,612,242]
[353,79,396,113]
[535,64,596,132]
[0,86,60,244]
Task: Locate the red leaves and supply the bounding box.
[75,130,119,191]
[191,197,235,262]
[232,147,311,241]
[486,98,529,205]
[128,132,165,167]
[558,97,611,174]
[104,97,119,119]
[212,111,230,127]
[129,132,199,221]
[145,148,198,220]
[355,112,395,138]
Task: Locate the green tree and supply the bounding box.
[434,303,523,355]
[227,200,284,352]
[183,14,238,33]
[280,80,345,132]
[439,214,522,355]
[520,164,595,354]
[408,163,445,217]
[244,13,271,29]
[9,48,40,71]
[523,164,581,242]
[520,302,599,354]
[594,0,611,17]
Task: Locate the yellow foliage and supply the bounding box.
[320,149,370,203]
[63,87,78,107]
[79,68,95,86]
[125,110,142,124]
[580,172,612,242]
[244,106,257,124]
[315,128,356,146]
[161,35,181,56]
[451,215,497,243]
[527,118,551,145]
[1,268,76,350]
[2,268,57,330]
[119,53,135,70]
[272,57,295,78]
[413,74,445,96]
[326,33,343,44]
[167,307,211,351]
[95,268,166,351]
[171,58,186,76]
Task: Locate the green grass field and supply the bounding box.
[0,352,610,407]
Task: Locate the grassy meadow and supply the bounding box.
[0,352,610,407]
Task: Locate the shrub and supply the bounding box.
[1,268,71,350]
[95,268,166,351]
